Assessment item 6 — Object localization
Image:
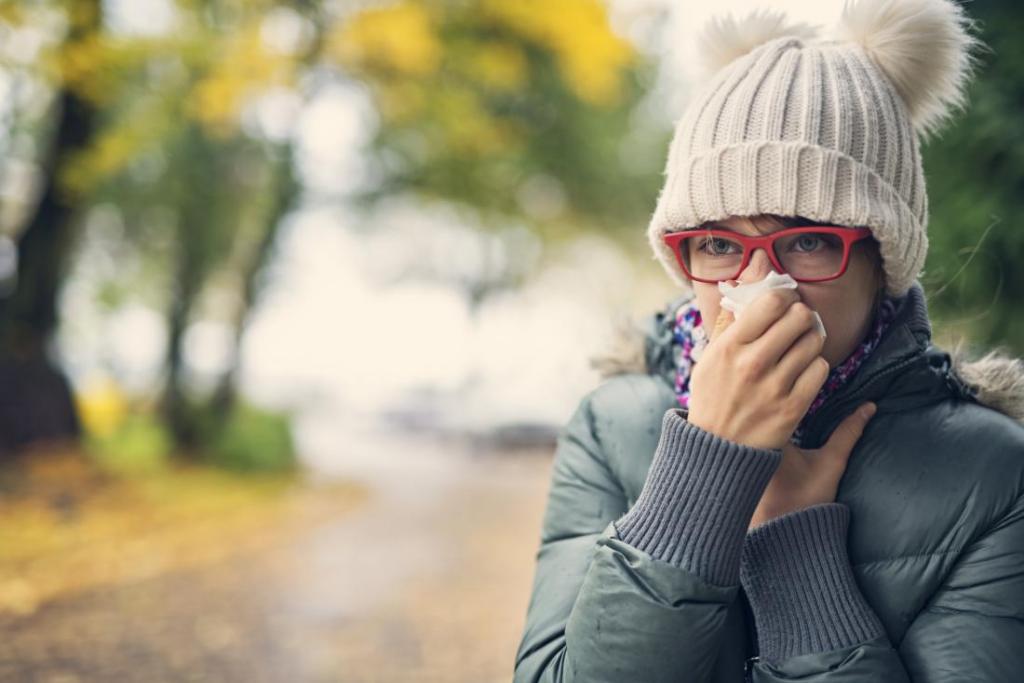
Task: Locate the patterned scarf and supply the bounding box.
[672,294,900,445]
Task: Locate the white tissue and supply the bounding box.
[717,271,827,339]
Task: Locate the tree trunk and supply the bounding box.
[210,150,298,421]
[159,125,220,452]
[0,2,100,455]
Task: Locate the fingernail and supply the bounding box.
[860,403,877,418]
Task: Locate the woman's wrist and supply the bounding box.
[749,499,827,530]
[686,410,786,451]
[614,407,782,587]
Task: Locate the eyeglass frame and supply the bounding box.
[662,225,875,284]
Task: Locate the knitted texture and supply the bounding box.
[647,35,930,298]
[739,502,886,664]
[613,408,781,587]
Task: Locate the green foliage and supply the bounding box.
[204,402,298,473]
[79,390,298,475]
[84,412,174,476]
[921,0,1024,354]
[337,0,665,241]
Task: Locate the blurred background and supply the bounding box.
[0,0,1020,681]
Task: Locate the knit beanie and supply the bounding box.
[647,0,981,298]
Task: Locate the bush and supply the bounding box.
[84,412,174,475]
[206,402,298,473]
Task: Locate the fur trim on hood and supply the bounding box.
[946,338,1024,424]
[588,311,651,380]
[589,298,1024,425]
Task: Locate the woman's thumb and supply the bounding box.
[823,402,877,459]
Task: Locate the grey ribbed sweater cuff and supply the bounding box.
[612,408,781,587]
[740,502,886,665]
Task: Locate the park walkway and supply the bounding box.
[0,428,555,682]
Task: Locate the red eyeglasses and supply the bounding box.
[662,225,874,284]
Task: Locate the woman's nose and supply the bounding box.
[737,247,775,283]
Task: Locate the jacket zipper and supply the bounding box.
[744,658,757,682]
[741,588,758,682]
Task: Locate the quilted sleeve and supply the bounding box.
[513,391,782,683]
[898,491,1024,681]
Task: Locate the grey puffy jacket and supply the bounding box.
[514,281,1024,682]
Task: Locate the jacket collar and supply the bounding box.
[794,281,974,448]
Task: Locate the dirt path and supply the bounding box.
[0,429,555,682]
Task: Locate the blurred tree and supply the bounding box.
[332,0,666,307]
[0,0,666,455]
[0,0,99,453]
[0,0,318,453]
[65,1,321,450]
[209,145,300,426]
[209,9,328,427]
[922,0,1024,354]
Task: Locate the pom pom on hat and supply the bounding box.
[695,8,820,82]
[690,0,983,140]
[836,0,983,140]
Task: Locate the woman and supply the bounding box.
[513,1,1024,681]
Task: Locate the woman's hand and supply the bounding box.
[748,402,878,529]
[686,287,831,450]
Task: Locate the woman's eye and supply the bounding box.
[699,237,737,255]
[794,235,821,252]
[790,233,840,253]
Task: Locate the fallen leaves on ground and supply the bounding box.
[0,444,369,617]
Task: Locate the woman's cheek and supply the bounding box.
[819,310,860,368]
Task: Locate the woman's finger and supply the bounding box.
[751,300,823,370]
[772,324,827,393]
[820,402,878,461]
[728,288,801,345]
[790,354,830,410]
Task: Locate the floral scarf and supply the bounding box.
[672,294,900,445]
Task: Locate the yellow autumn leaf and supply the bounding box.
[330,2,442,77]
[0,3,24,25]
[435,85,516,156]
[185,21,296,135]
[479,0,635,106]
[375,81,429,123]
[60,110,166,195]
[76,376,128,439]
[463,41,528,92]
